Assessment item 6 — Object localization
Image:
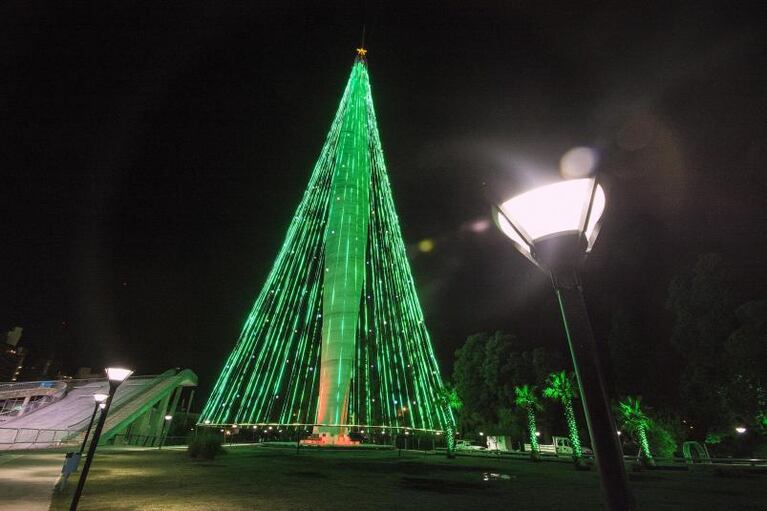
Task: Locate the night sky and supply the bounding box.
[3,2,766,402]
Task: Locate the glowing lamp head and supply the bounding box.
[494,178,605,270]
[93,393,108,403]
[105,367,133,383]
[735,426,747,434]
[164,415,173,421]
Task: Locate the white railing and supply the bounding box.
[0,427,78,450]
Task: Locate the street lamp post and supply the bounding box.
[70,367,133,511]
[78,393,108,456]
[159,415,173,449]
[493,177,635,511]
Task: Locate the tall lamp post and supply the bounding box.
[70,367,133,511]
[493,177,634,511]
[78,393,108,456]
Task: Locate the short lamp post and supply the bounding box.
[70,367,133,511]
[493,177,634,511]
[78,393,109,456]
[159,415,173,449]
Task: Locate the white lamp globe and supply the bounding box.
[494,177,605,269]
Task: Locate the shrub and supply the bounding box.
[188,430,225,460]
[648,421,678,459]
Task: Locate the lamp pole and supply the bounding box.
[493,175,634,511]
[78,394,108,456]
[551,267,633,510]
[70,368,132,511]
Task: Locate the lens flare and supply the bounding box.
[560,147,598,178]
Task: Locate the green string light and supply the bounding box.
[527,408,540,453]
[564,399,583,458]
[200,55,451,436]
[637,424,652,460]
[543,371,583,460]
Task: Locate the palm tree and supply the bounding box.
[437,384,462,458]
[618,396,653,463]
[543,371,583,460]
[514,385,541,459]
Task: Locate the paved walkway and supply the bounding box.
[0,451,64,511]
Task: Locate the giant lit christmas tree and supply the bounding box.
[200,50,453,443]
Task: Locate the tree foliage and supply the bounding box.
[722,300,767,430]
[607,307,649,396]
[618,396,653,460]
[514,384,540,410]
[452,331,559,434]
[543,371,576,403]
[618,396,651,432]
[436,383,463,412]
[647,417,680,459]
[666,253,738,434]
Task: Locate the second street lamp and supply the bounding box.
[78,393,108,457]
[70,367,133,511]
[159,415,173,449]
[493,176,635,511]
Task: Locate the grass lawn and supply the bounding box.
[50,445,766,510]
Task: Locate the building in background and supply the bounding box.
[0,327,26,382]
[0,368,198,450]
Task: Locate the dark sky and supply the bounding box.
[3,2,766,401]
